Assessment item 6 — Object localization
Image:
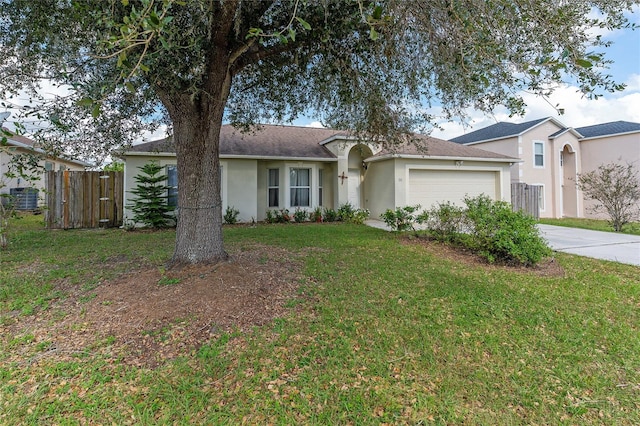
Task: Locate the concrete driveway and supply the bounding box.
[537,224,640,266]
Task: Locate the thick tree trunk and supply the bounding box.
[170,112,227,266]
[163,81,231,266]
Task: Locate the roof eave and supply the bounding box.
[319,134,361,145]
[5,138,93,167]
[121,151,338,162]
[365,153,521,163]
[579,129,640,141]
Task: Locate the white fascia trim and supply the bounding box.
[548,128,583,139]
[319,135,363,145]
[122,151,176,157]
[365,153,521,164]
[579,129,640,141]
[7,138,93,167]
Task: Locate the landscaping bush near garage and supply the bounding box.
[381,195,551,266]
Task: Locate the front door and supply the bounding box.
[348,168,361,208]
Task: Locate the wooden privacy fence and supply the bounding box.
[45,170,124,229]
[511,182,540,220]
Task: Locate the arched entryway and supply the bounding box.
[347,144,373,208]
[561,144,578,217]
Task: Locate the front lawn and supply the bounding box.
[1,215,639,424]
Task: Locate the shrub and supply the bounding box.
[265,209,276,224]
[380,205,421,231]
[310,206,323,222]
[351,208,370,224]
[278,209,292,223]
[463,194,551,265]
[423,201,466,242]
[337,203,370,224]
[293,208,308,223]
[323,207,339,222]
[223,206,240,224]
[337,203,356,221]
[265,209,294,223]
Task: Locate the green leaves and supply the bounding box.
[296,17,311,31]
[76,98,101,118]
[575,58,593,68]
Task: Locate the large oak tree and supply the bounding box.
[0,0,636,265]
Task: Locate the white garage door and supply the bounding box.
[407,169,497,208]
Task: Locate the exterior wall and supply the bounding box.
[517,121,562,218]
[363,159,396,218]
[323,140,381,209]
[225,159,257,222]
[468,137,519,181]
[364,157,511,218]
[248,159,335,221]
[123,154,177,222]
[1,147,86,206]
[579,132,640,219]
[471,121,583,219]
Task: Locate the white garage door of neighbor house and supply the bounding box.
[407,169,497,209]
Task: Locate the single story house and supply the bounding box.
[1,130,90,209]
[450,118,640,219]
[121,124,517,223]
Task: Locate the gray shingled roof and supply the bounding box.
[129,124,344,159]
[373,134,516,160]
[574,121,640,139]
[129,124,515,161]
[449,117,549,144]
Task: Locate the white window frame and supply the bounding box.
[267,168,280,208]
[318,169,324,206]
[533,141,544,168]
[289,167,311,208]
[166,163,225,210]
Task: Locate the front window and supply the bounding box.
[290,168,310,207]
[318,169,323,206]
[167,165,178,207]
[268,168,279,207]
[534,142,544,167]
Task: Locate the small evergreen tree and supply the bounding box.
[127,161,175,229]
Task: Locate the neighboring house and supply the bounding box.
[121,124,517,223]
[450,118,640,219]
[0,130,90,209]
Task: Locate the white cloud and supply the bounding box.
[135,124,169,144]
[305,121,325,128]
[624,73,640,91]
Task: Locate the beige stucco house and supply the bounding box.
[121,125,516,223]
[1,130,89,209]
[450,118,640,219]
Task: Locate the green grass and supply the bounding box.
[540,217,640,235]
[1,214,639,424]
